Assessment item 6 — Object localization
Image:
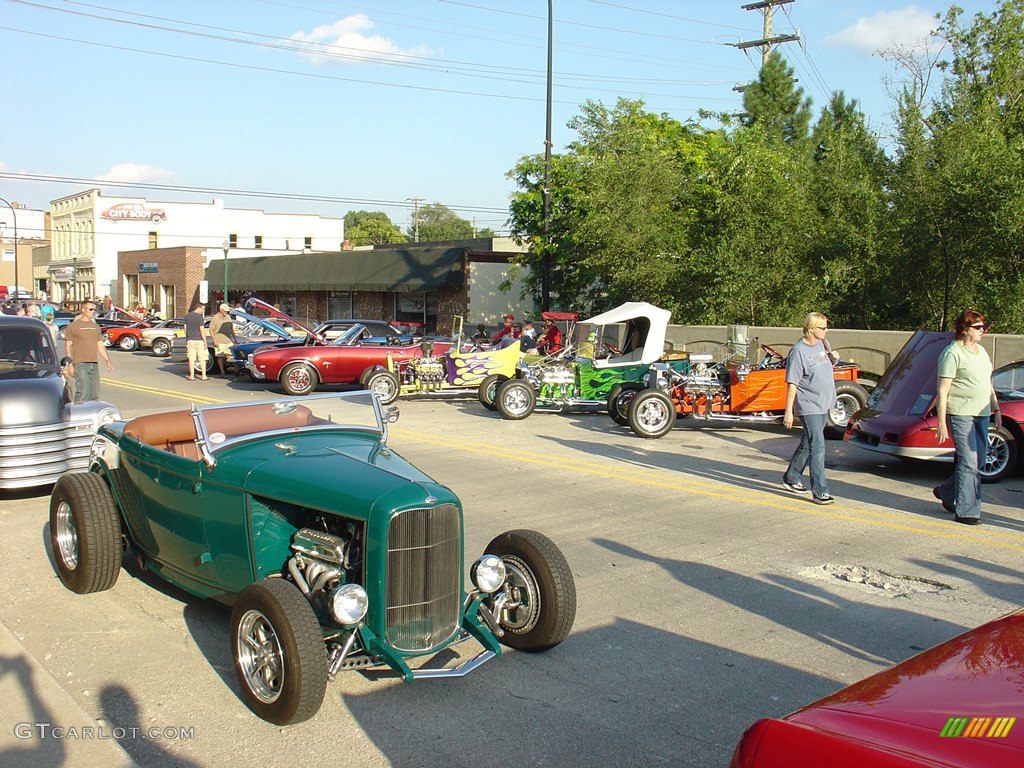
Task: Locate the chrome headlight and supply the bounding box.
[329,583,368,625]
[97,407,120,427]
[471,554,507,593]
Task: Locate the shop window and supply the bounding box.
[229,233,238,248]
[394,292,438,333]
[327,291,353,319]
[148,231,158,249]
[304,235,312,250]
[254,235,263,249]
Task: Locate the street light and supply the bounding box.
[0,196,19,296]
[222,239,229,306]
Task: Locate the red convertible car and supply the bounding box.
[730,608,1024,767]
[245,302,451,402]
[845,331,1023,482]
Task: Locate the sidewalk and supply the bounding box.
[0,620,134,767]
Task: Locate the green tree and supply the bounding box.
[700,126,819,326]
[741,52,812,145]
[343,210,406,246]
[408,203,479,242]
[808,92,892,328]
[508,98,726,316]
[887,1,1024,332]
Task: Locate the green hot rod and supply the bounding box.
[492,302,691,420]
[48,393,576,725]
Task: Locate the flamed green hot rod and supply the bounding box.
[48,392,576,725]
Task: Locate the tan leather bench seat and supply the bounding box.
[124,404,320,461]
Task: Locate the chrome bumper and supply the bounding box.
[410,649,496,679]
[245,361,266,380]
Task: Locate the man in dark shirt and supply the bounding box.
[64,300,113,403]
[184,301,209,381]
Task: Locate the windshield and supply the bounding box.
[195,392,389,453]
[993,362,1024,400]
[329,325,368,346]
[0,326,59,366]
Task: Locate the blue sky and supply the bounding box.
[0,0,997,236]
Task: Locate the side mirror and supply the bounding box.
[384,406,400,424]
[60,356,73,368]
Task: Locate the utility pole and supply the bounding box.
[732,0,800,66]
[541,0,553,312]
[406,197,423,243]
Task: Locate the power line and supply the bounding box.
[0,171,510,214]
[437,0,729,45]
[7,0,743,94]
[585,0,749,31]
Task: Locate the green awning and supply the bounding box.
[205,247,466,292]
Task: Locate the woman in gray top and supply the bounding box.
[781,312,837,505]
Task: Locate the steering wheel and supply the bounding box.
[760,343,784,367]
[603,341,621,355]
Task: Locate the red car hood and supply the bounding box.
[245,297,327,345]
[734,610,1024,767]
[862,331,952,418]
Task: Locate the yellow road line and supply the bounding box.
[105,379,226,406]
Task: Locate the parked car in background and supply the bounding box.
[845,330,1023,482]
[0,315,120,489]
[48,392,576,724]
[103,320,154,352]
[140,317,191,357]
[730,608,1024,767]
[243,299,452,402]
[248,324,452,402]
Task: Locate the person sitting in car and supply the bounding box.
[537,318,562,355]
[492,314,519,344]
[519,320,540,354]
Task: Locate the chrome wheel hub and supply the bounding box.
[236,609,284,704]
[55,501,79,570]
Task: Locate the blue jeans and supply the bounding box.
[73,362,100,403]
[784,412,829,497]
[936,414,987,519]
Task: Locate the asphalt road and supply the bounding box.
[2,349,1022,767]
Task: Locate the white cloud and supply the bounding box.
[289,14,436,65]
[95,163,175,184]
[826,6,940,53]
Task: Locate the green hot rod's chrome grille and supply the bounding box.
[385,504,461,652]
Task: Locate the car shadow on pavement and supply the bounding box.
[592,537,968,667]
[336,618,837,768]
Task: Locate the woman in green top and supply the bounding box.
[933,309,1000,525]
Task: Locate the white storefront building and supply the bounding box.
[48,189,344,305]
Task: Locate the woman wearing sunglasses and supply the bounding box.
[933,310,1000,525]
